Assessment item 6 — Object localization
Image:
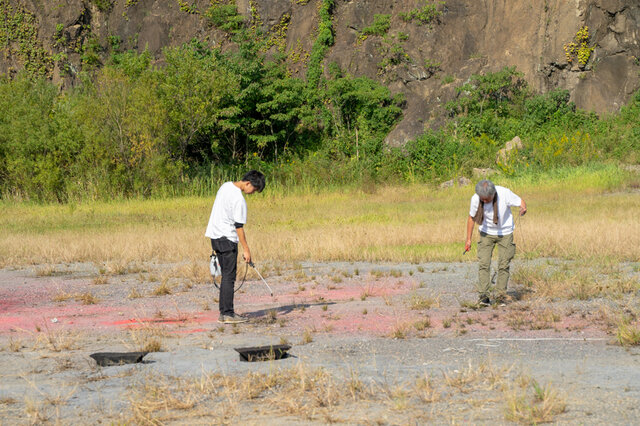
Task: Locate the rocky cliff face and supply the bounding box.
[2,0,639,145]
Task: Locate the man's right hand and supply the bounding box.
[465,240,472,252]
[243,248,251,264]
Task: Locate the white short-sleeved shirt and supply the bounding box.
[469,185,522,236]
[204,182,247,243]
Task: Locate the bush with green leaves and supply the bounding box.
[399,1,443,26]
[1,35,639,202]
[360,14,391,38]
[0,75,80,201]
[205,2,245,32]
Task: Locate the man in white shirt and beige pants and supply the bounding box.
[465,180,527,306]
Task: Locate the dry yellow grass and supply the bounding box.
[511,263,640,301]
[504,378,567,423]
[407,291,440,310]
[120,359,568,424]
[616,321,640,346]
[1,171,638,269]
[35,328,80,352]
[126,324,166,352]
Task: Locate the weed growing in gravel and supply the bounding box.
[504,379,566,423]
[51,291,73,302]
[51,291,98,304]
[615,321,640,346]
[92,274,109,285]
[443,359,509,393]
[35,265,57,277]
[390,323,409,339]
[459,299,484,310]
[413,317,431,330]
[370,270,385,279]
[76,292,99,305]
[36,327,79,352]
[152,280,173,296]
[9,337,22,352]
[301,329,314,344]
[360,283,375,300]
[128,288,142,299]
[407,292,438,310]
[266,309,278,322]
[127,325,166,352]
[414,373,440,403]
[104,260,129,275]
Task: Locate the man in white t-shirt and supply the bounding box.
[205,170,265,324]
[465,180,526,306]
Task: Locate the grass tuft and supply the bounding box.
[616,321,640,346]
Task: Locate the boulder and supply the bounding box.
[439,176,472,189]
[472,168,498,178]
[496,136,523,164]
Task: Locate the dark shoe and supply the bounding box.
[218,314,248,324]
[478,295,491,307]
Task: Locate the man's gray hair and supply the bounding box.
[475,180,496,199]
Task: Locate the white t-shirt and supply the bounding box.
[204,182,247,243]
[469,185,522,236]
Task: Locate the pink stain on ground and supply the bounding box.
[0,269,611,339]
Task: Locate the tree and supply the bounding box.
[158,42,238,175]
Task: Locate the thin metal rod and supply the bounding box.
[249,262,273,296]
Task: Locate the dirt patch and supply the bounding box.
[1,260,639,423]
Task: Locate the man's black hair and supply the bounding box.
[241,170,266,192]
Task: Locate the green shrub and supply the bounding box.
[0,75,81,201]
[205,2,245,32]
[360,14,391,37]
[91,0,113,12]
[399,1,443,26]
[81,35,103,68]
[0,34,639,202]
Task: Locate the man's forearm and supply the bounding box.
[466,216,475,241]
[236,227,249,253]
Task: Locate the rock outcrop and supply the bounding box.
[2,0,639,145]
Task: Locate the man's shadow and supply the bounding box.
[244,301,336,320]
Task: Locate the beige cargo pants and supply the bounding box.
[477,232,516,297]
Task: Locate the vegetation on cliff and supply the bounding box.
[0,1,638,202]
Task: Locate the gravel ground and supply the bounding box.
[1,260,639,424]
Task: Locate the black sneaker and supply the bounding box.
[478,295,491,307]
[218,314,248,324]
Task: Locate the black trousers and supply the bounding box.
[211,238,238,316]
